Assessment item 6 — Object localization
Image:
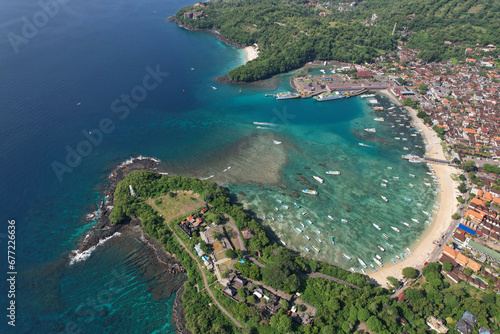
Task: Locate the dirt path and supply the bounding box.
[150,201,244,329]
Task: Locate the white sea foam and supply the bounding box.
[69,232,122,265]
[117,155,161,168]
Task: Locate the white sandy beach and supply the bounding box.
[244,45,259,63]
[367,90,458,287]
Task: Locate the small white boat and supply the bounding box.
[391,226,400,232]
[296,227,303,233]
[374,117,384,122]
[300,222,305,228]
[343,253,352,260]
[408,183,414,187]
[276,199,283,203]
[304,234,310,240]
[373,223,381,231]
[316,237,322,243]
[358,258,367,268]
[387,167,392,170]
[375,254,382,261]
[381,183,387,187]
[315,229,321,235]
[307,220,313,225]
[312,246,320,253]
[302,211,308,216]
[364,128,376,133]
[280,240,286,246]
[273,140,282,145]
[341,219,348,223]
[382,179,389,183]
[326,171,340,175]
[373,258,384,267]
[411,218,420,224]
[313,176,324,184]
[328,215,334,220]
[303,246,310,252]
[377,244,386,252]
[274,207,279,211]
[302,189,318,195]
[212,86,217,90]
[381,196,388,202]
[401,221,410,227]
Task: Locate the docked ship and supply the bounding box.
[314,91,346,102]
[374,117,384,121]
[373,107,384,111]
[326,171,340,175]
[358,258,367,268]
[302,189,318,195]
[391,226,400,232]
[411,218,420,224]
[343,253,351,260]
[275,91,301,100]
[313,176,324,183]
[401,221,411,227]
[360,94,375,98]
[373,223,381,231]
[364,128,376,133]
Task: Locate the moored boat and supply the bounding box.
[370,263,378,272]
[381,195,388,202]
[326,171,340,175]
[358,258,367,268]
[328,215,334,220]
[312,246,320,253]
[280,240,286,246]
[377,244,386,252]
[307,219,313,225]
[304,234,310,240]
[331,236,335,245]
[303,246,310,252]
[391,226,400,232]
[275,91,301,100]
[341,219,348,223]
[296,227,303,233]
[314,91,346,102]
[294,203,300,208]
[313,176,324,184]
[302,189,318,195]
[373,223,381,231]
[343,253,351,260]
[317,237,322,243]
[373,258,384,267]
[401,221,410,227]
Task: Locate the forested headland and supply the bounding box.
[172,0,500,82]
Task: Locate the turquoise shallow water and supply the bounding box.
[228,90,437,272]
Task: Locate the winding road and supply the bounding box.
[150,201,244,329]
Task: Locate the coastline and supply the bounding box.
[367,90,457,286]
[74,157,188,332]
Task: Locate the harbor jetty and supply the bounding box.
[290,74,388,98]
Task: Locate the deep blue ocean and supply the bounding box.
[0,0,437,332]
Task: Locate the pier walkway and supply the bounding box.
[402,155,451,166]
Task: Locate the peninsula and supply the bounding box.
[82,157,500,333]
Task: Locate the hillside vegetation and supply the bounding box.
[174,0,499,81]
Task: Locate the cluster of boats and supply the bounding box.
[302,170,341,196]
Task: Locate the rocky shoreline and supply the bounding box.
[74,157,189,333]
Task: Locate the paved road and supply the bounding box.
[150,201,244,329]
[301,272,362,290]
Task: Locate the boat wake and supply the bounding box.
[69,232,122,265]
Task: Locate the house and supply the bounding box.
[466,258,482,272]
[223,285,237,297]
[456,253,470,267]
[443,245,459,259]
[233,276,247,287]
[427,316,449,333]
[241,227,255,239]
[456,311,477,334]
[357,70,373,78]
